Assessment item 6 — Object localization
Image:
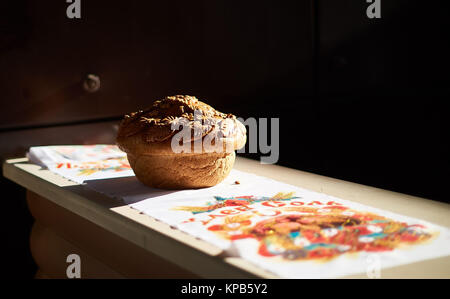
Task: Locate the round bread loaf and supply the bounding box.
[116,95,246,189]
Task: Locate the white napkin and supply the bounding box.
[27,145,134,184]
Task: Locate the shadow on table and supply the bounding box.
[81,176,181,205]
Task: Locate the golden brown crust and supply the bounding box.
[127,151,235,189]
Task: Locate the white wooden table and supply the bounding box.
[3,157,450,278]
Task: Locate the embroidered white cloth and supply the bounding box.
[27,145,450,278]
[27,145,134,183]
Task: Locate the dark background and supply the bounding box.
[0,0,448,278]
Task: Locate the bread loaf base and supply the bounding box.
[127,151,236,189]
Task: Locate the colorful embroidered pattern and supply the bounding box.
[52,156,131,176]
[175,193,435,261]
[173,192,298,214]
[60,157,131,176]
[75,157,131,176]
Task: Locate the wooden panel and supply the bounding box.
[0,121,118,159]
[28,191,198,278]
[31,222,124,279]
[34,270,51,279]
[0,1,313,129]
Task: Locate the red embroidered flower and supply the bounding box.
[224,199,250,206]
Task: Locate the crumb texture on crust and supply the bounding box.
[116,95,246,155]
